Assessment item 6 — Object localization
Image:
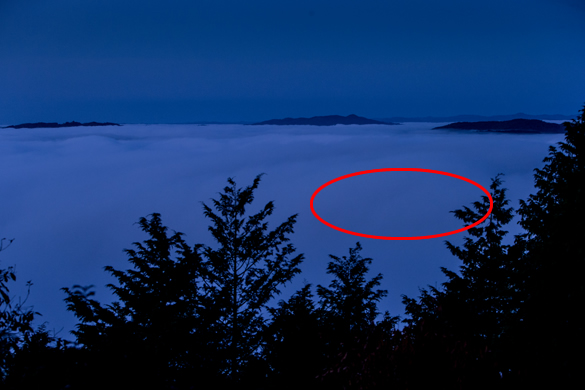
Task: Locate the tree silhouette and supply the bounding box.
[317,242,388,336]
[315,242,394,388]
[62,213,212,389]
[200,174,304,382]
[509,105,585,386]
[263,283,328,390]
[0,323,81,390]
[0,238,37,383]
[399,175,516,388]
[441,173,518,344]
[60,175,304,387]
[400,289,501,390]
[402,174,517,334]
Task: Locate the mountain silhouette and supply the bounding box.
[252,114,396,126]
[433,119,564,133]
[3,121,121,129]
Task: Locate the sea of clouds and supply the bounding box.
[0,122,567,339]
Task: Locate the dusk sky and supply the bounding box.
[1,0,584,124]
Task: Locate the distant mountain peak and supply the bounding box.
[3,121,122,129]
[375,113,573,123]
[251,114,397,126]
[433,118,564,133]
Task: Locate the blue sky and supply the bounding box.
[1,0,584,123]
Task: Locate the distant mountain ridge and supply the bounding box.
[251,114,396,126]
[376,113,573,123]
[433,119,564,133]
[3,121,122,129]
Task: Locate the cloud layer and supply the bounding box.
[0,123,566,338]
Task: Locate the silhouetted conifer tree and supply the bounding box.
[441,173,518,343]
[399,174,516,388]
[402,174,517,330]
[61,175,303,387]
[263,283,328,390]
[317,242,388,336]
[315,242,394,388]
[314,310,401,390]
[509,105,585,386]
[200,174,304,382]
[62,213,212,389]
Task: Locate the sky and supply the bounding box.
[0,122,568,339]
[1,0,584,124]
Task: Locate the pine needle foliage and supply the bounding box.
[509,105,585,386]
[200,174,304,380]
[317,242,388,336]
[62,213,210,388]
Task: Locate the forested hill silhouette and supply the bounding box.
[433,118,564,133]
[377,113,573,123]
[251,114,396,126]
[3,121,121,129]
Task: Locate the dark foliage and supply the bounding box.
[263,284,329,390]
[200,174,304,383]
[263,243,399,390]
[395,106,585,388]
[317,243,389,337]
[312,312,401,390]
[507,105,585,386]
[315,243,399,388]
[59,213,214,389]
[440,174,519,347]
[0,238,39,383]
[330,175,515,390]
[19,175,305,388]
[1,326,83,390]
[393,174,523,388]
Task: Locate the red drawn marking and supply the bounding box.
[310,168,493,240]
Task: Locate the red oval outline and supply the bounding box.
[310,168,493,240]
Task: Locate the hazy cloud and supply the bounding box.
[0,123,565,338]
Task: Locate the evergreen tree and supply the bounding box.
[315,243,396,389]
[399,287,501,390]
[440,173,518,343]
[263,284,327,390]
[62,213,212,389]
[510,105,585,386]
[317,242,388,337]
[200,174,304,381]
[61,174,303,387]
[402,174,517,337]
[399,174,517,388]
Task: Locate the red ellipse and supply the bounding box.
[310,168,493,240]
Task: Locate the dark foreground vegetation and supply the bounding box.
[1,106,584,389]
